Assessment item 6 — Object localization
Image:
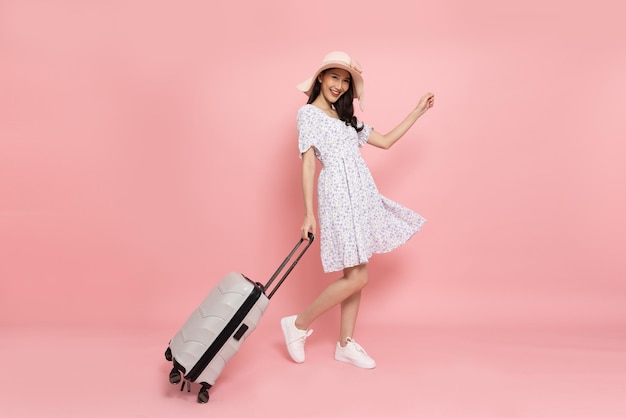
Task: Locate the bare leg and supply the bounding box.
[339,290,362,346]
[295,264,368,330]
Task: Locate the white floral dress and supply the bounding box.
[297,104,426,273]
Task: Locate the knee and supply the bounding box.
[345,265,368,291]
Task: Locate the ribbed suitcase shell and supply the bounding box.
[168,272,269,386]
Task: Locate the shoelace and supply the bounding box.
[293,329,313,346]
[345,337,367,354]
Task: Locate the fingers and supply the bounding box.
[423,92,435,109]
[301,226,313,240]
[301,224,316,240]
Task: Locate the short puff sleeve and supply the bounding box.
[357,121,373,147]
[297,106,321,159]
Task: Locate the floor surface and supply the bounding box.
[2,320,625,418]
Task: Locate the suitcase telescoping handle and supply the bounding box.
[265,232,314,299]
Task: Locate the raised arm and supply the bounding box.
[367,92,435,150]
[300,147,317,240]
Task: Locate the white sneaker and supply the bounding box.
[280,315,313,363]
[334,337,376,369]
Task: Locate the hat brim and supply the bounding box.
[297,61,364,110]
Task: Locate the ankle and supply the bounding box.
[294,316,307,331]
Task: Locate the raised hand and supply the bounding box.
[416,92,435,115]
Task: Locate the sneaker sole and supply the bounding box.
[334,353,376,369]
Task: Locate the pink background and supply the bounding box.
[1,0,625,417]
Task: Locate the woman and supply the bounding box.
[281,51,435,369]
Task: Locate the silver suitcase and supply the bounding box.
[164,233,314,403]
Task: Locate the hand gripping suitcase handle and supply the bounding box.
[265,232,314,299]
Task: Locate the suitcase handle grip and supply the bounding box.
[265,233,314,299]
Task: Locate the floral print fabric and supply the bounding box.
[297,104,425,273]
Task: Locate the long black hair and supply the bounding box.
[307,69,363,132]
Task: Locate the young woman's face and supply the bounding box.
[318,68,351,105]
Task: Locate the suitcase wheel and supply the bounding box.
[197,389,209,404]
[198,383,211,404]
[164,347,173,362]
[169,367,181,385]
